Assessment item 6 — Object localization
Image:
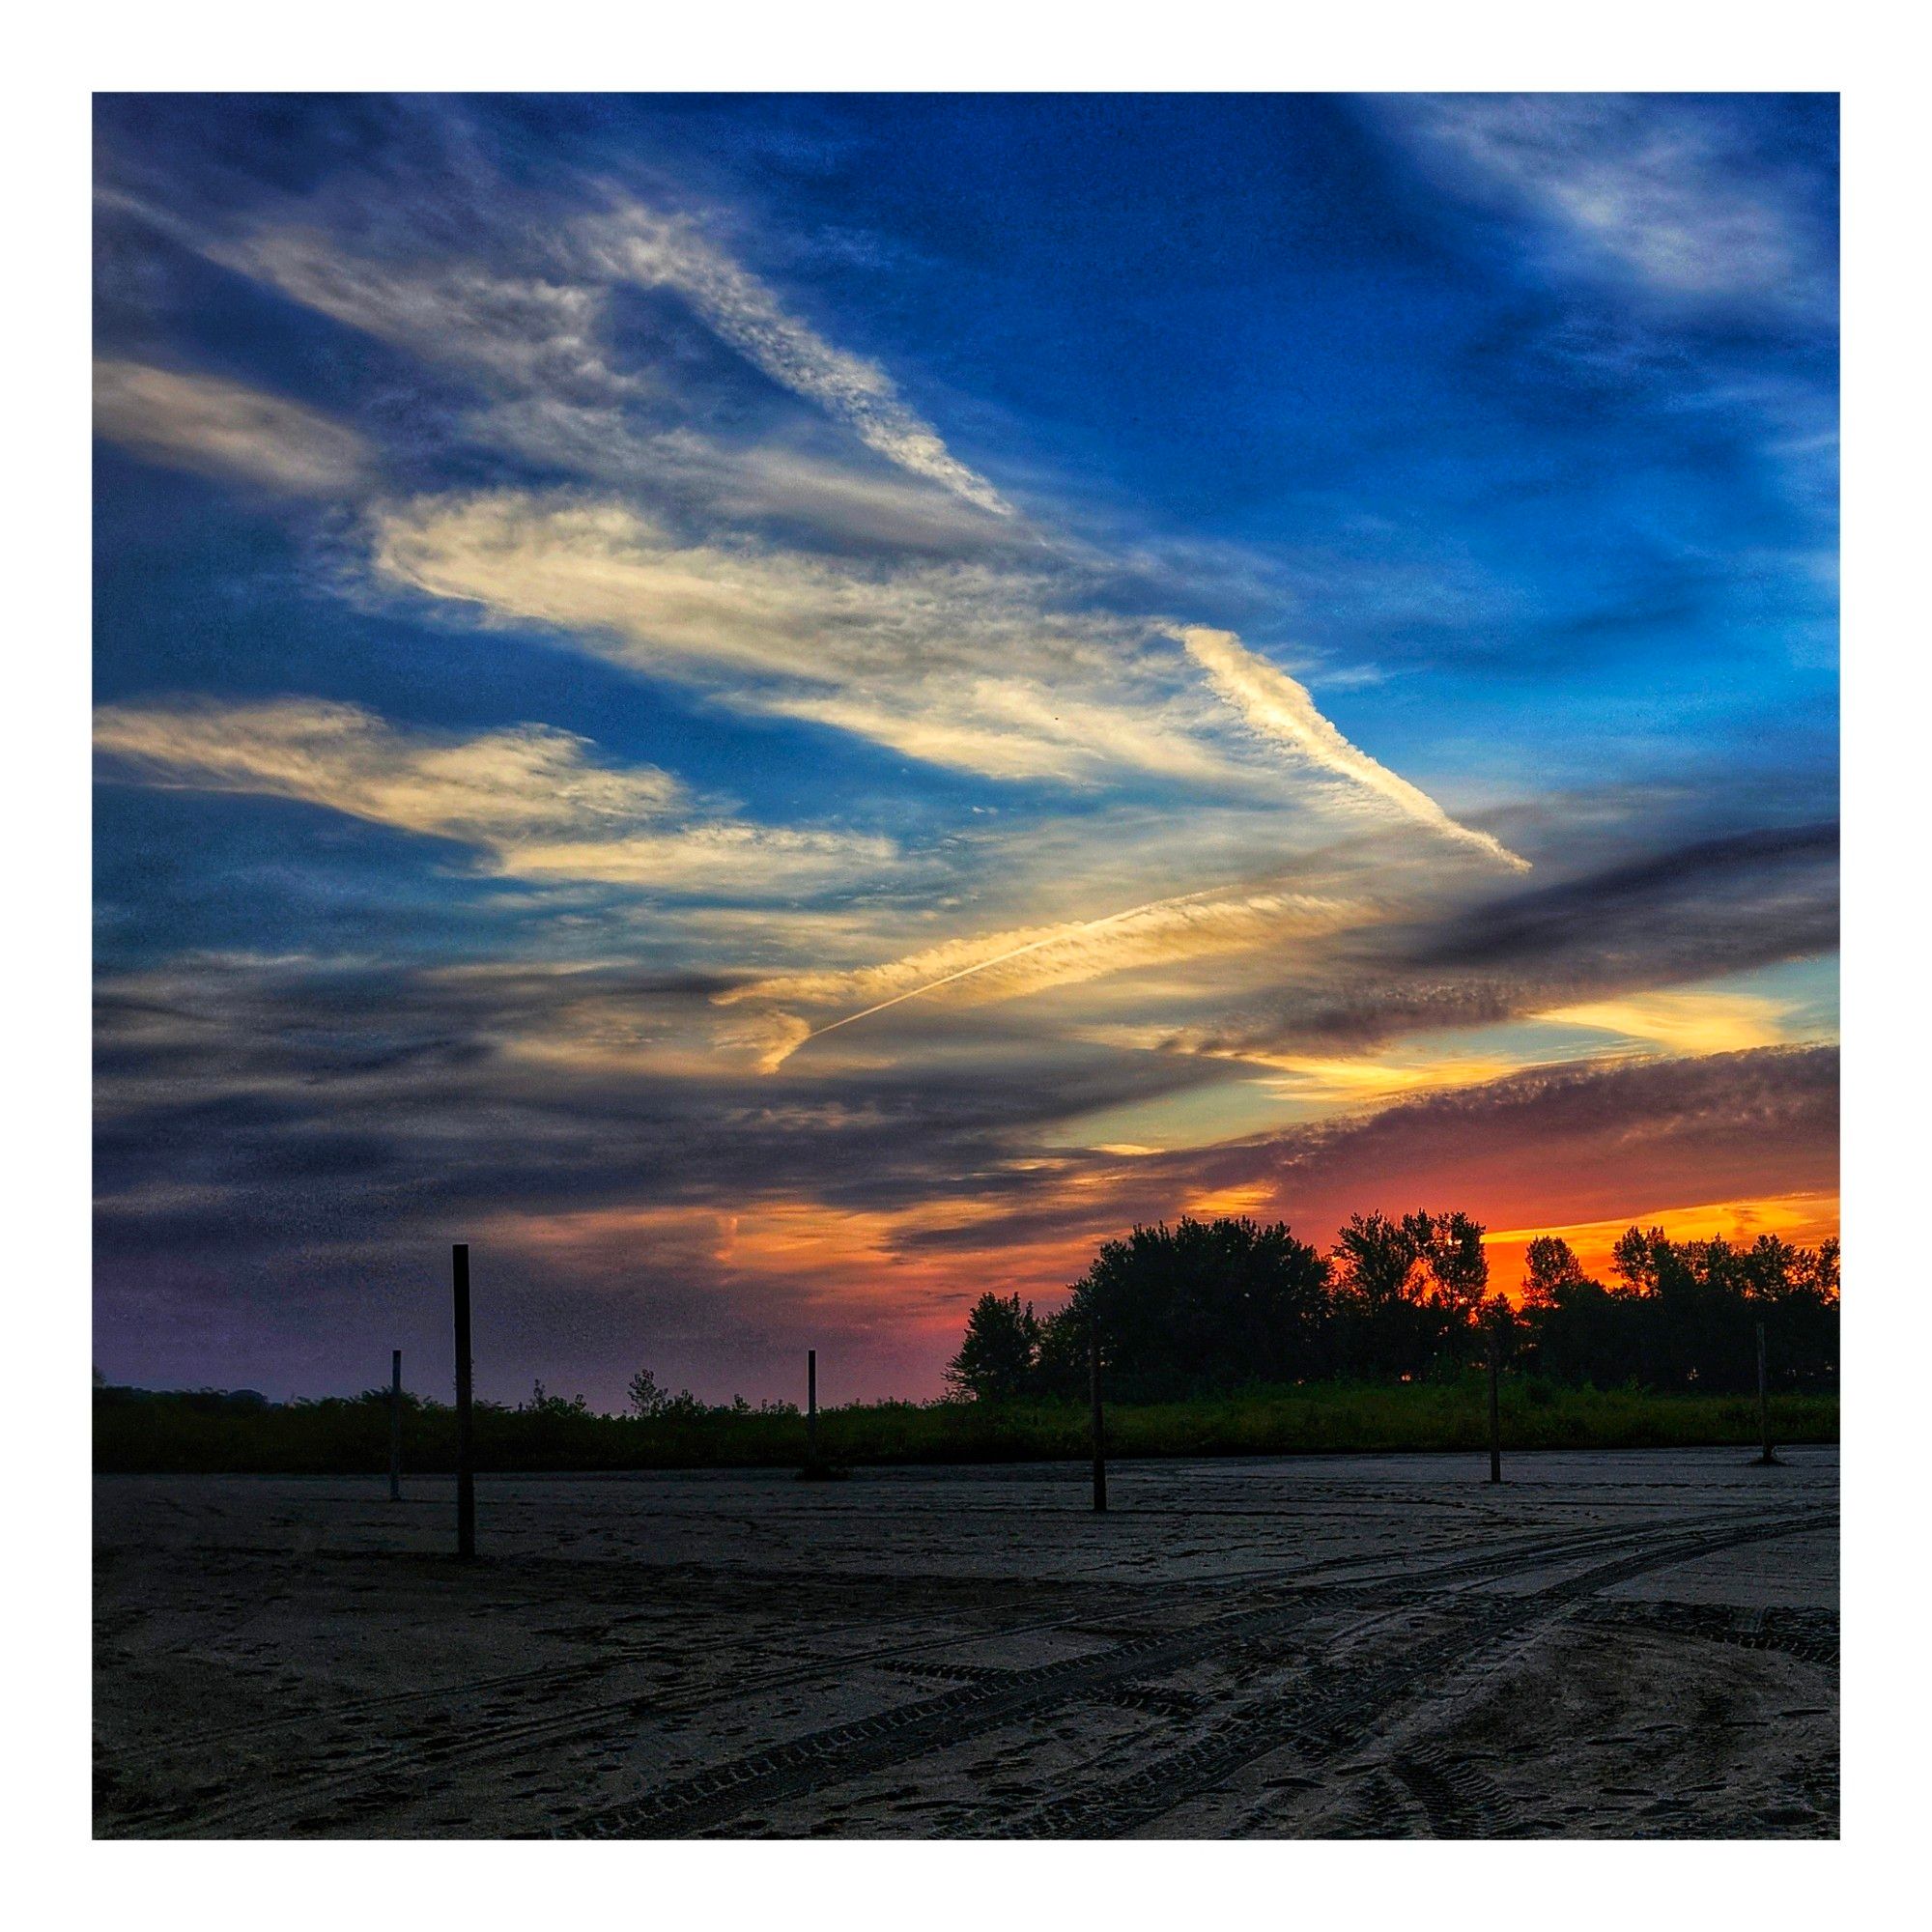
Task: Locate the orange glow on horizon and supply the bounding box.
[479,1173,1838,1387]
[1484,1190,1839,1299]
[480,1195,1109,1338]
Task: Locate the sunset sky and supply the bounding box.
[93,94,1838,1406]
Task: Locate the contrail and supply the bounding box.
[794,882,1250,1050]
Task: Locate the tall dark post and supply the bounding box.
[1487,1324,1502,1485]
[389,1349,403,1502]
[453,1243,475,1558]
[807,1349,818,1470]
[1090,1324,1108,1513]
[1756,1320,1776,1466]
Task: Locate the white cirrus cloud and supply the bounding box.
[131,183,1533,892]
[94,358,370,496]
[93,698,890,895]
[369,491,1526,869]
[1382,95,1829,310]
[472,405,1012,554]
[1177,626,1527,869]
[217,225,641,406]
[582,204,1010,515]
[209,199,1010,524]
[369,490,1242,788]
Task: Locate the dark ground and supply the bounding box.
[94,1447,1837,1838]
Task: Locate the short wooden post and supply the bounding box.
[807,1348,818,1469]
[453,1243,475,1558]
[389,1349,403,1502]
[1090,1324,1108,1513]
[1487,1324,1502,1485]
[1756,1320,1776,1465]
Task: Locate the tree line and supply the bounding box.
[945,1212,1840,1404]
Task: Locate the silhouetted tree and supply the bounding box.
[1420,1210,1491,1313]
[1034,1301,1094,1392]
[1049,1218,1332,1400]
[1611,1225,1672,1295]
[1513,1225,1840,1393]
[524,1379,588,1417]
[1333,1212,1437,1377]
[1335,1212,1421,1310]
[1520,1235,1588,1309]
[945,1293,1040,1401]
[947,1211,1840,1402]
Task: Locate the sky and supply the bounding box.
[92,94,1838,1408]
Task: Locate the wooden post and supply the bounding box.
[1090,1324,1108,1513]
[1756,1321,1776,1466]
[807,1348,818,1470]
[389,1349,403,1502]
[1487,1324,1502,1485]
[453,1243,475,1559]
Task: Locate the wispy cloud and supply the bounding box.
[1381,95,1831,312]
[369,493,1538,868]
[94,358,370,495]
[218,225,642,405]
[94,698,889,895]
[211,195,1011,520]
[1532,988,1793,1057]
[584,205,1011,514]
[475,413,1011,553]
[720,881,1365,1066]
[1252,1051,1538,1108]
[368,490,1241,787]
[1178,626,1527,868]
[114,169,1535,875]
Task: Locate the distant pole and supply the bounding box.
[1487,1324,1502,1485]
[1756,1321,1776,1466]
[807,1349,818,1470]
[1090,1324,1108,1514]
[389,1349,403,1502]
[453,1244,475,1558]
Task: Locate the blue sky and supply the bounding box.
[93,95,1837,1404]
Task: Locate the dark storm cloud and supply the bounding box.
[894,1042,1839,1263]
[95,811,1839,1271]
[92,1039,1839,1408]
[1186,820,1836,1058]
[92,953,1234,1265]
[1416,822,1838,970]
[1254,1041,1838,1229]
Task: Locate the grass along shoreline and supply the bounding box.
[94,1377,1838,1475]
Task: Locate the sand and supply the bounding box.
[93,1446,1837,1838]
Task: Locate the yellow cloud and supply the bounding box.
[718,884,1363,1066]
[1183,1182,1277,1219]
[482,1191,1099,1316]
[1533,989,1792,1056]
[1253,1052,1531,1106]
[94,698,888,894]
